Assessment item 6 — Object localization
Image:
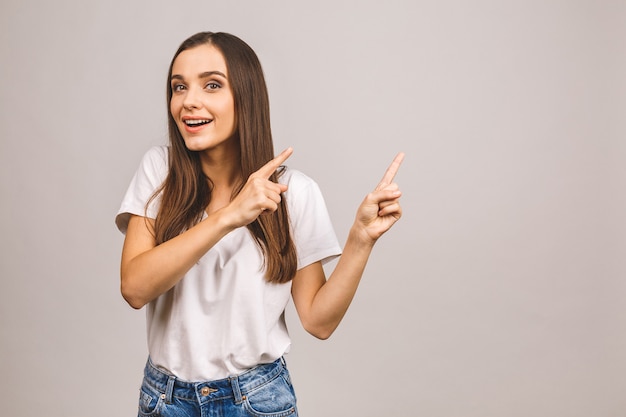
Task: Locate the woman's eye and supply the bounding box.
[172,84,185,92]
[206,82,221,90]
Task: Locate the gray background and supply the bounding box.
[1,0,625,416]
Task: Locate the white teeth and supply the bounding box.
[185,119,211,126]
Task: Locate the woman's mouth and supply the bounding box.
[184,119,212,127]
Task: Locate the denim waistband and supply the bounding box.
[143,357,286,404]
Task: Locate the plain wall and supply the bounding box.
[1,1,625,416]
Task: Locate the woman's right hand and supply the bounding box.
[121,148,295,309]
[223,147,293,228]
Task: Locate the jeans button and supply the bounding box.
[200,386,217,396]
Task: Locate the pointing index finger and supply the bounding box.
[257,147,294,179]
[376,152,405,190]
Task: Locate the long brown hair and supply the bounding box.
[149,32,297,284]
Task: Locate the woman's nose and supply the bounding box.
[183,86,201,110]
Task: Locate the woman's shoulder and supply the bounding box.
[279,167,325,204]
[141,145,169,164]
[136,145,169,175]
[278,167,317,189]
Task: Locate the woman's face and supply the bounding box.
[170,44,236,153]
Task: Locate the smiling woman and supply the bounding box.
[115,31,403,417]
[169,46,236,153]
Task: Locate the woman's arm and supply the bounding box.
[120,148,294,309]
[291,153,405,339]
[121,210,235,309]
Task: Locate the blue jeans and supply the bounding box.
[137,357,298,417]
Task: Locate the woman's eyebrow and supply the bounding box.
[170,71,227,82]
[198,71,227,79]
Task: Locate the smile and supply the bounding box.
[184,119,212,126]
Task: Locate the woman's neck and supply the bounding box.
[198,140,242,214]
[199,141,242,189]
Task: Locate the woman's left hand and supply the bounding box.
[353,152,405,244]
[291,152,405,339]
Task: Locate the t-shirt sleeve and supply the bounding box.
[285,170,342,269]
[115,146,168,234]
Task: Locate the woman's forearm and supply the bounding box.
[121,211,235,309]
[299,226,376,339]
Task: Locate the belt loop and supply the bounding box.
[229,375,243,404]
[165,375,176,404]
[280,356,286,367]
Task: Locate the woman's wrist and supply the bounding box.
[210,206,240,235]
[347,223,377,250]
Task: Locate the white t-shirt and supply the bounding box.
[116,146,341,381]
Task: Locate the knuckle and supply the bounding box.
[250,177,265,187]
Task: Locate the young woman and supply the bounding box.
[116,31,404,417]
